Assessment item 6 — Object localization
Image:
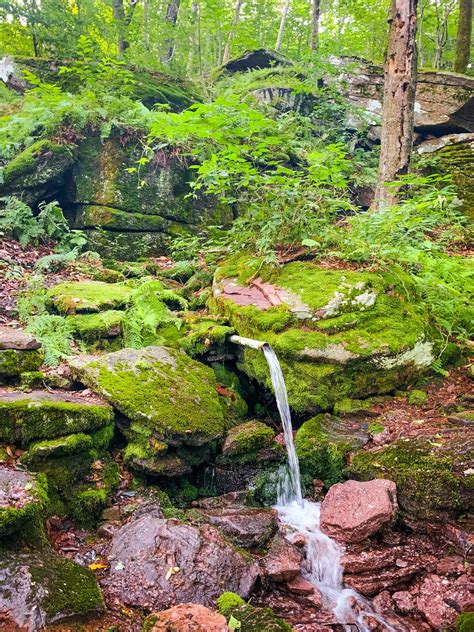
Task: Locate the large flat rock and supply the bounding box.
[0,388,113,444]
[0,325,41,350]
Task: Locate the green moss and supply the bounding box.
[74,205,189,234]
[407,389,428,406]
[0,348,43,377]
[67,310,124,342]
[216,592,291,632]
[29,554,104,619]
[211,254,432,414]
[179,319,234,357]
[69,459,119,526]
[0,472,49,538]
[48,281,132,314]
[216,592,246,615]
[70,347,226,447]
[349,438,474,520]
[333,397,378,415]
[295,414,352,489]
[0,397,113,445]
[456,612,474,632]
[368,421,385,435]
[22,433,93,461]
[222,421,275,457]
[2,139,76,195]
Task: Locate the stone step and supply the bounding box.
[0,389,114,445]
[0,326,43,379]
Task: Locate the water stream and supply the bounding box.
[257,341,395,632]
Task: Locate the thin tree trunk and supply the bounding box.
[310,0,321,52]
[161,0,181,63]
[222,0,243,64]
[454,0,472,72]
[374,0,418,209]
[275,0,291,51]
[112,0,138,54]
[418,0,426,67]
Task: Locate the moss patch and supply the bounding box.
[48,281,132,315]
[0,348,43,377]
[222,421,275,458]
[349,437,474,521]
[67,310,124,342]
[217,592,291,632]
[0,393,113,445]
[69,346,225,447]
[0,469,48,538]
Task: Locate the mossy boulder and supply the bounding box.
[69,458,120,526]
[48,280,132,314]
[456,612,474,632]
[348,433,474,522]
[0,548,104,629]
[295,413,368,490]
[220,420,278,465]
[69,346,232,476]
[211,254,433,414]
[0,348,44,379]
[0,389,114,445]
[1,139,76,205]
[0,468,48,537]
[216,591,292,632]
[67,310,124,342]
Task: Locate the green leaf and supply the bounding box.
[228,615,241,631]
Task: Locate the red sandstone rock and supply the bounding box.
[320,479,398,543]
[285,576,315,595]
[150,604,228,631]
[392,591,416,614]
[264,536,302,582]
[415,574,472,629]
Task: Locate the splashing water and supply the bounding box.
[261,343,395,632]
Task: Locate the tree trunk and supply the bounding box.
[161,0,181,63]
[222,0,243,64]
[275,0,291,51]
[310,0,321,52]
[374,0,418,209]
[454,0,472,73]
[112,0,138,54]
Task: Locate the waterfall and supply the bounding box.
[230,335,395,632]
[262,344,303,506]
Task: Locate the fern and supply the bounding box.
[16,276,48,322]
[25,314,74,366]
[122,279,188,349]
[0,197,42,246]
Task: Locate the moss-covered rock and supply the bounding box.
[0,468,48,538]
[67,309,124,342]
[1,139,76,205]
[47,280,132,314]
[456,612,474,632]
[221,420,277,464]
[349,435,474,522]
[0,389,113,444]
[211,254,433,414]
[70,346,226,446]
[216,591,292,631]
[0,548,104,627]
[295,414,366,489]
[69,458,120,526]
[407,389,428,406]
[0,348,44,378]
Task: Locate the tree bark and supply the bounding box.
[310,0,321,52]
[161,0,181,63]
[275,0,291,51]
[454,0,472,73]
[374,0,418,209]
[222,0,243,64]
[112,0,138,54]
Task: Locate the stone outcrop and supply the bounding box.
[103,510,259,610]
[197,505,278,548]
[0,467,47,537]
[0,326,43,380]
[320,479,398,543]
[0,549,104,630]
[211,255,433,414]
[69,346,240,476]
[263,535,303,582]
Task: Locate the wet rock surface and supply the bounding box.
[320,479,398,543]
[103,509,259,610]
[197,505,278,548]
[264,535,303,582]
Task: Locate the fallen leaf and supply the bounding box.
[89,563,107,570]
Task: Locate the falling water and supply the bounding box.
[262,344,303,506]
[256,341,395,632]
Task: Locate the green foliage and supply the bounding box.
[0,197,42,246]
[122,278,188,348]
[25,315,74,366]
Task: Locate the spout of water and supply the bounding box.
[229,334,268,350]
